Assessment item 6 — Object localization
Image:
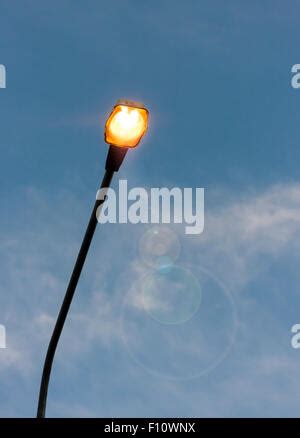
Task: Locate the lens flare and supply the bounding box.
[139,227,180,269]
[141,266,202,325]
[105,104,148,148]
[121,267,238,380]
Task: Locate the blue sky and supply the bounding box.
[1,0,300,417]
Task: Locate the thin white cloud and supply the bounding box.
[189,182,300,292]
[1,181,300,416]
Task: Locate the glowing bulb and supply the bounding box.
[105,101,148,148]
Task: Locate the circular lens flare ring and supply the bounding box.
[105,104,148,148]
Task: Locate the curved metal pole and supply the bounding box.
[37,169,114,418]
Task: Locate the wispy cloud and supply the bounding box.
[189,182,300,292]
[1,181,300,416]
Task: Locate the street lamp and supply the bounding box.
[37,99,149,418]
[105,100,148,148]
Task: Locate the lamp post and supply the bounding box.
[37,99,149,418]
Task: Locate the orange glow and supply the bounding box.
[105,102,148,148]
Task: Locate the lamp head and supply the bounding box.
[105,99,149,148]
